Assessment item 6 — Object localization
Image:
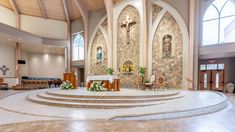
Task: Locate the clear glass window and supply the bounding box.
[203,0,235,45]
[200,64,206,70]
[72,33,84,61]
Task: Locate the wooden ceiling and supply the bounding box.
[0,0,123,22]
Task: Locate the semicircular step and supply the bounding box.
[37,91,184,104]
[45,90,180,99]
[27,93,164,109]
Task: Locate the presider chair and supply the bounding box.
[144,75,156,90]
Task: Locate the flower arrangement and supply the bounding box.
[107,68,114,75]
[60,80,73,90]
[89,81,105,92]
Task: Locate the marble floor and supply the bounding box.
[0,90,234,132]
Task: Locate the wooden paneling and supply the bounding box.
[0,0,12,10]
[113,0,123,4]
[0,0,108,21]
[43,0,66,21]
[15,0,42,17]
[67,0,81,21]
[83,0,104,11]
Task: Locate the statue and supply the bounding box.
[162,34,172,58]
[97,46,102,64]
[121,15,136,44]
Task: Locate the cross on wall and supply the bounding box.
[0,65,9,75]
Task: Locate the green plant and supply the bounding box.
[60,80,73,90]
[107,68,114,75]
[89,81,105,92]
[138,67,145,77]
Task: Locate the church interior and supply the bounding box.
[0,0,235,131]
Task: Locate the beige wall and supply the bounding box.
[28,52,65,78]
[163,0,189,28]
[0,6,16,27]
[0,43,16,77]
[20,15,68,39]
[71,18,84,34]
[21,51,29,77]
[88,8,106,39]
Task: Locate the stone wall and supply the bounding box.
[152,12,183,88]
[90,30,108,75]
[152,5,163,24]
[117,6,140,87]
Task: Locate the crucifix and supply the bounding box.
[121,15,136,44]
[0,65,9,75]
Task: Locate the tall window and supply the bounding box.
[72,33,84,61]
[203,0,235,45]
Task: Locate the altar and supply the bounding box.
[87,75,120,91]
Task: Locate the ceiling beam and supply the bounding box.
[61,0,70,23]
[38,0,47,19]
[9,0,19,14]
[104,0,113,67]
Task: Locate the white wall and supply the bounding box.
[20,15,68,39]
[0,43,15,77]
[28,53,65,78]
[0,6,16,27]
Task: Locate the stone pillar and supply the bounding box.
[142,0,148,68]
[190,0,200,90]
[66,23,72,73]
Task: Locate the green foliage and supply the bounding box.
[89,81,105,92]
[107,68,114,75]
[138,67,145,77]
[60,81,73,90]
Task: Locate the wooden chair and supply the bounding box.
[0,77,8,90]
[144,75,156,90]
[156,76,165,91]
[133,75,143,90]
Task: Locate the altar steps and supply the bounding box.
[45,90,180,99]
[27,91,184,109]
[36,91,184,104]
[27,93,164,109]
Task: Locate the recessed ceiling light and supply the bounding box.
[7,38,11,41]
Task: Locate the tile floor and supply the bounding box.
[0,90,234,132]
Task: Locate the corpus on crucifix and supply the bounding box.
[121,15,136,44]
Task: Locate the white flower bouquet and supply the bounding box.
[60,80,73,90]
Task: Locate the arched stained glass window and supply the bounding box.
[203,0,235,45]
[72,33,84,61]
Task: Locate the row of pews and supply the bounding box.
[12,78,62,90]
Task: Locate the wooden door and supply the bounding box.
[211,70,224,91]
[199,70,211,90]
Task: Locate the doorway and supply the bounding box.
[199,63,225,91]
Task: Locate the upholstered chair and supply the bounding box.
[144,75,156,90]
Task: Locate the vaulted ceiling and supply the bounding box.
[0,0,123,22]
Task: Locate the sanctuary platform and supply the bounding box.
[0,88,228,120]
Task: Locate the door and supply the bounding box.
[211,70,224,91]
[199,70,211,90]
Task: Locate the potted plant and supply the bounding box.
[107,68,114,75]
[60,80,73,90]
[138,67,145,77]
[89,81,105,92]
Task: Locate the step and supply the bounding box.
[45,90,180,99]
[37,91,184,104]
[27,93,164,109]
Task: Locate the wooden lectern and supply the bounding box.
[63,73,77,89]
